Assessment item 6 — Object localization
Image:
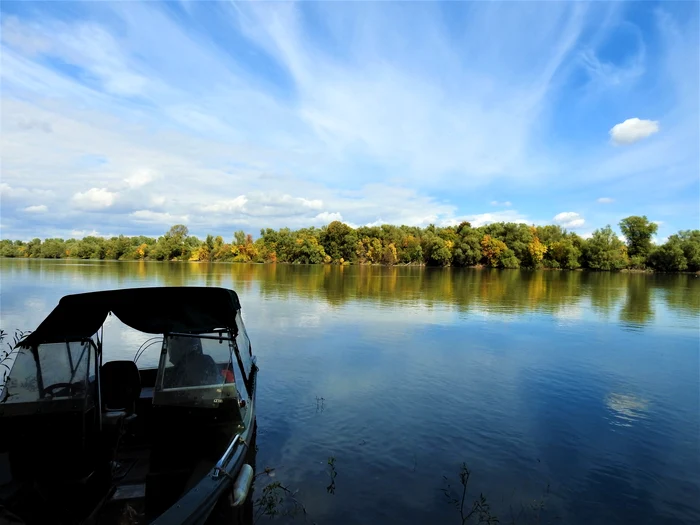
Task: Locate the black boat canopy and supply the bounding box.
[20,287,242,347]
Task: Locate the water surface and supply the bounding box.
[1,259,699,525]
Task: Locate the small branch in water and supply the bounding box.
[442,463,498,524]
[315,396,325,413]
[326,456,337,495]
[253,468,316,524]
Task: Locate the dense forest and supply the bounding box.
[1,216,698,272]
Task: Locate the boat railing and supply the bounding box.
[212,433,241,479]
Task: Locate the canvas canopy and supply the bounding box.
[19,287,242,347]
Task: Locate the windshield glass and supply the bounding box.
[159,333,234,390]
[1,341,92,404]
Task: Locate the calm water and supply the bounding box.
[1,259,699,525]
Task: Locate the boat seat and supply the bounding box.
[100,360,142,430]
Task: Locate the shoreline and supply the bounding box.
[2,256,698,275]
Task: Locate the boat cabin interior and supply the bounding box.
[0,287,257,525]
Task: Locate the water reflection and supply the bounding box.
[605,393,650,427]
[619,275,655,329]
[0,259,698,525]
[1,260,698,329]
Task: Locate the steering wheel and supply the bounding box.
[42,382,79,398]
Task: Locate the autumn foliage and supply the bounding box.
[2,219,699,272]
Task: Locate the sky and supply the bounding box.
[0,0,698,242]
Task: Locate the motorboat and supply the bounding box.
[0,286,257,525]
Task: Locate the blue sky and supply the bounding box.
[0,0,698,241]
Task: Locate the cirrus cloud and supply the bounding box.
[597,197,614,203]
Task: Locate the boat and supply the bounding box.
[0,286,258,525]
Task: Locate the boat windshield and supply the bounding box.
[159,334,234,390]
[153,332,242,409]
[1,341,93,404]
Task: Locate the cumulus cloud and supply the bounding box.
[443,210,529,228]
[202,193,323,218]
[72,188,117,210]
[314,212,342,223]
[124,169,158,189]
[609,118,660,145]
[0,3,696,239]
[23,205,47,213]
[597,197,614,203]
[202,196,248,213]
[553,211,585,228]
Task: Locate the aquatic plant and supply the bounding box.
[0,329,30,399]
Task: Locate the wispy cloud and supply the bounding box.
[23,205,47,213]
[0,1,697,239]
[597,197,615,204]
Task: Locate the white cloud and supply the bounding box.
[444,210,529,228]
[124,169,158,189]
[72,188,116,210]
[0,183,53,199]
[23,204,47,213]
[71,229,100,237]
[597,197,614,203]
[553,211,585,229]
[314,212,342,223]
[202,196,248,213]
[0,3,696,239]
[200,193,324,220]
[609,118,660,145]
[130,210,189,224]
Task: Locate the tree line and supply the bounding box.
[1,217,698,272]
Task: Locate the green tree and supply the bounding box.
[452,229,482,266]
[422,234,452,266]
[40,238,66,258]
[677,230,700,272]
[320,221,356,262]
[583,226,629,270]
[647,238,688,272]
[619,216,658,259]
[27,238,42,257]
[547,238,581,269]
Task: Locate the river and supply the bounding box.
[1,259,698,525]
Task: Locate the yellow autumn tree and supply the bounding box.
[382,242,398,265]
[356,238,369,262]
[135,243,149,259]
[527,226,547,267]
[480,235,507,267]
[366,238,383,263]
